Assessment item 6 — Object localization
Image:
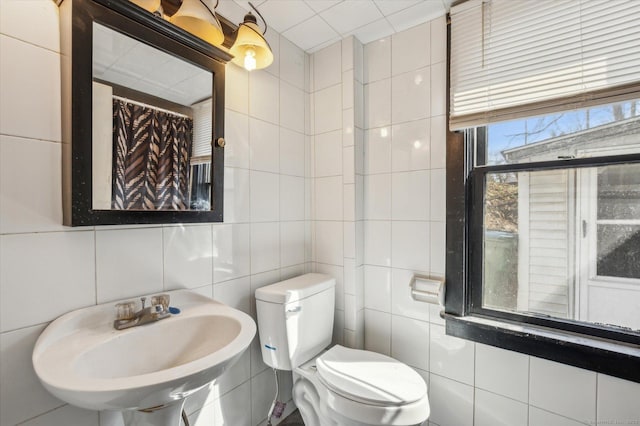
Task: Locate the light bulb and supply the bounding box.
[244,48,257,71]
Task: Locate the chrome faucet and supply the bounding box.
[113,294,171,330]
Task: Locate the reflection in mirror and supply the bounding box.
[92,22,213,211]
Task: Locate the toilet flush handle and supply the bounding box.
[286,306,301,313]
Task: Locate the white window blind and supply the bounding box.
[191,98,212,164]
[450,0,640,130]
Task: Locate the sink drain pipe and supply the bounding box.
[181,409,190,426]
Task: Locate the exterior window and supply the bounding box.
[446,99,640,382]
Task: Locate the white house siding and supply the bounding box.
[520,170,572,318]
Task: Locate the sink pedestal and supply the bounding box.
[121,400,186,426]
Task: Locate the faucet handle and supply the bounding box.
[151,294,170,311]
[115,301,137,320]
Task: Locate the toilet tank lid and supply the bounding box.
[255,273,335,304]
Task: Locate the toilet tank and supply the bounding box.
[255,273,335,370]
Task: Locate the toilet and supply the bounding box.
[255,273,430,426]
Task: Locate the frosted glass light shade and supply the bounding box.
[130,0,161,13]
[229,19,273,71]
[170,0,225,46]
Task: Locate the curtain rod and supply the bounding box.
[113,95,192,119]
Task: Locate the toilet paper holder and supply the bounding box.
[410,275,445,306]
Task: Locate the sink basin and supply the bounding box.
[32,290,256,415]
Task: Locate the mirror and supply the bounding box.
[92,23,213,211]
[61,0,230,225]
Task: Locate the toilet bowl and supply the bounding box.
[255,273,430,426]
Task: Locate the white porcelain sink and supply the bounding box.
[33,290,255,423]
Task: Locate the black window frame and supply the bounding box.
[444,23,640,384]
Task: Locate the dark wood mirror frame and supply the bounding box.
[60,0,231,226]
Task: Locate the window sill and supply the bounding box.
[444,313,640,383]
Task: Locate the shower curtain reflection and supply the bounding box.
[112,98,193,210]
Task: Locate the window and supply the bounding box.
[446,0,640,383]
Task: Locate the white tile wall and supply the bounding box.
[0,3,309,424]
[3,5,639,426]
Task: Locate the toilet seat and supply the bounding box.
[316,345,427,407]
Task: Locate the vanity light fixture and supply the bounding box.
[229,2,273,71]
[170,0,225,47]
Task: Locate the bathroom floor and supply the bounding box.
[278,410,304,425]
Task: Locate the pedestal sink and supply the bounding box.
[32,290,256,426]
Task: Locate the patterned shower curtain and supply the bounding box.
[112,99,193,210]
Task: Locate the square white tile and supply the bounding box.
[364,173,391,220]
[474,389,528,426]
[280,128,305,177]
[428,374,474,426]
[315,130,343,177]
[430,115,446,169]
[314,84,342,133]
[249,71,279,124]
[279,81,305,134]
[430,15,447,65]
[319,0,383,36]
[223,167,251,224]
[224,109,250,169]
[429,324,475,385]
[250,171,279,222]
[95,227,164,303]
[363,265,392,312]
[430,62,446,117]
[279,36,305,90]
[529,357,596,423]
[0,325,65,426]
[280,221,306,267]
[212,224,251,283]
[313,41,342,91]
[475,343,529,403]
[365,78,391,129]
[392,23,430,76]
[364,309,391,355]
[0,35,61,142]
[225,64,249,114]
[163,225,213,290]
[280,175,305,221]
[365,127,392,174]
[391,119,430,172]
[429,221,446,275]
[0,0,60,52]
[597,374,640,425]
[343,147,355,184]
[19,405,99,426]
[250,223,280,274]
[0,136,64,234]
[315,176,343,221]
[391,170,430,221]
[315,221,344,266]
[213,276,251,314]
[391,68,430,124]
[343,70,354,109]
[430,168,446,221]
[364,220,391,266]
[249,119,279,173]
[391,221,429,271]
[391,315,429,371]
[364,38,391,83]
[344,183,355,221]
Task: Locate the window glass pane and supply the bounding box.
[597,163,640,220]
[482,165,640,331]
[481,100,640,166]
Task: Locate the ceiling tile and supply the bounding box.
[304,0,343,13]
[217,0,250,25]
[386,1,445,32]
[307,36,342,53]
[258,0,316,33]
[350,17,394,45]
[283,15,339,51]
[320,0,383,35]
[373,0,422,16]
